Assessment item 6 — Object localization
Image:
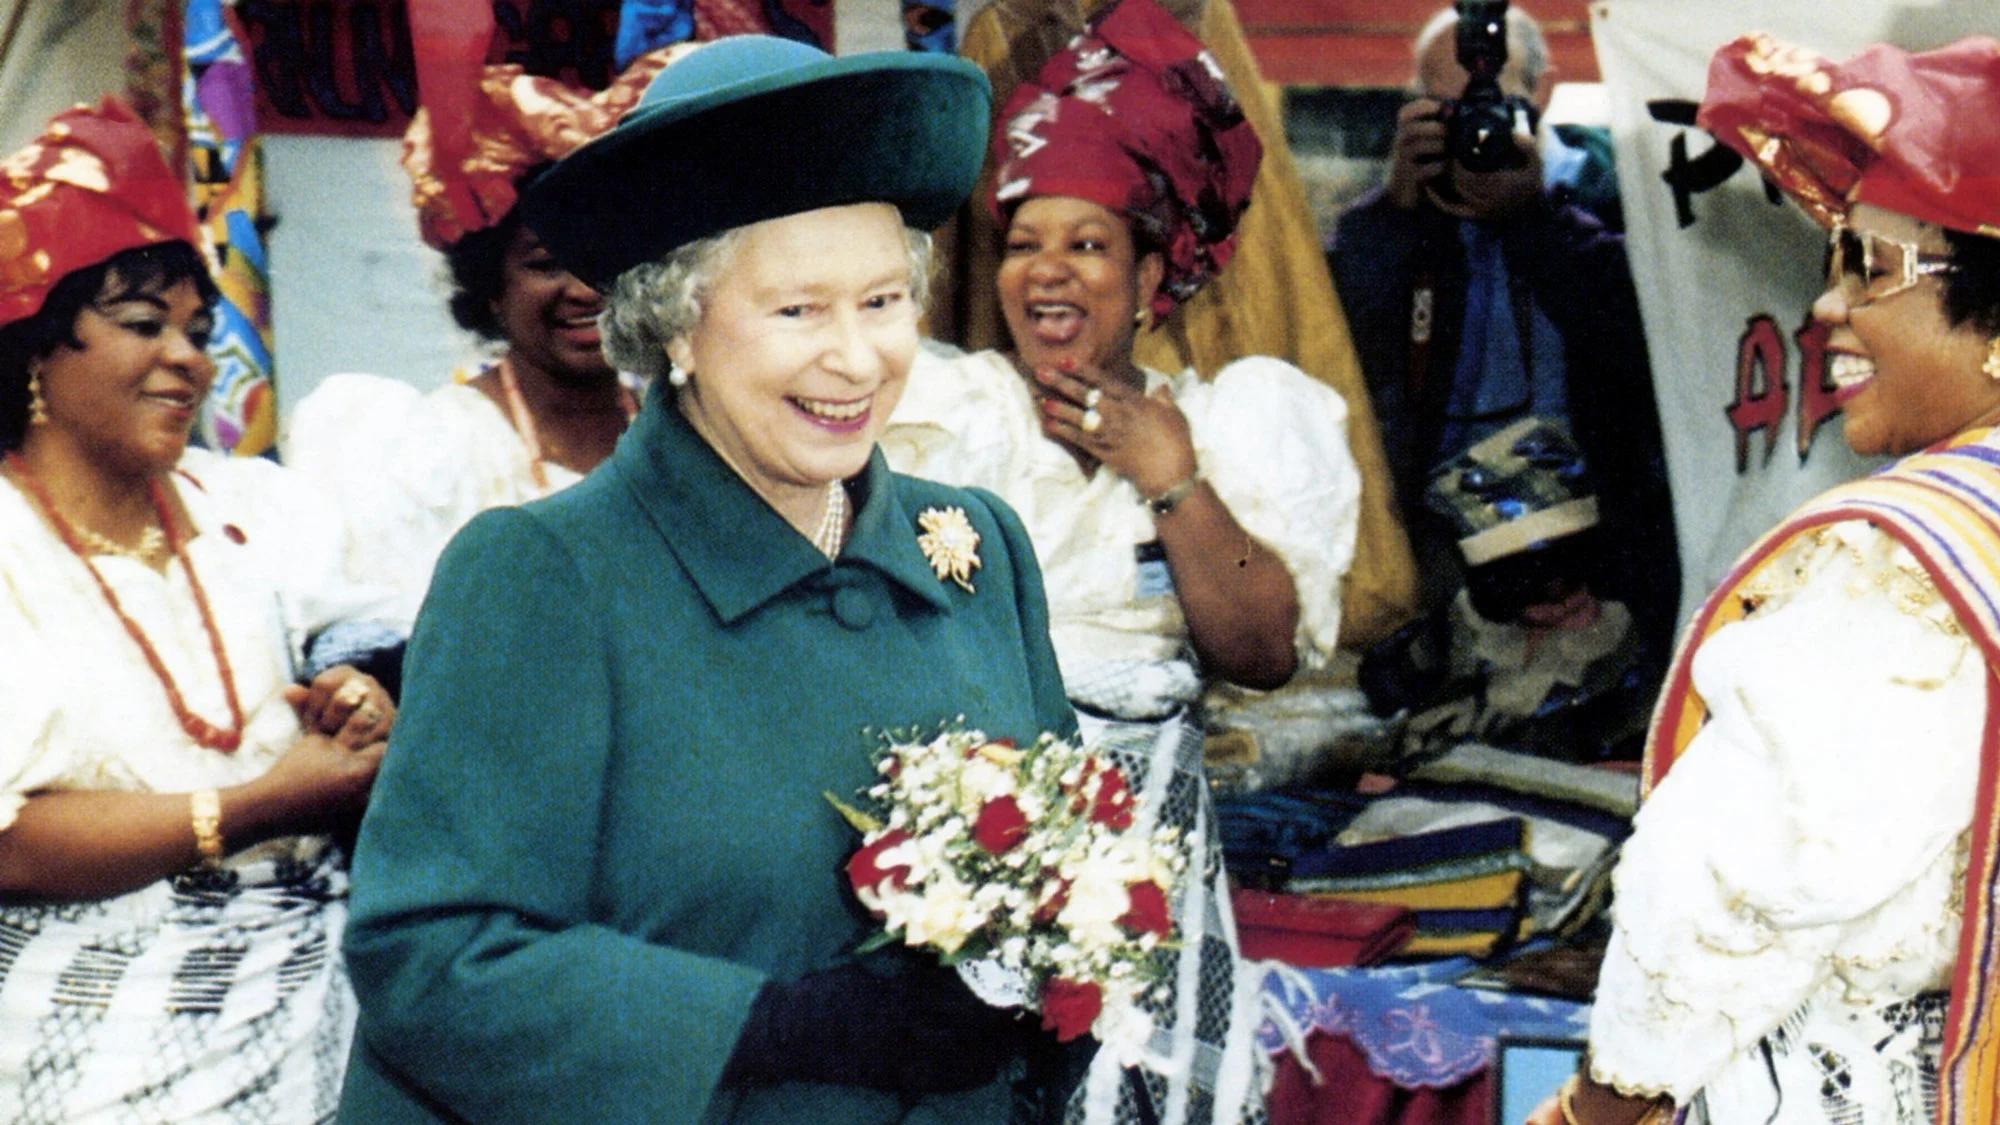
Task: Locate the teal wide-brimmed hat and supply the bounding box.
[520,35,992,290]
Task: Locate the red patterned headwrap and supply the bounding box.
[990,0,1262,320]
[404,44,693,250]
[1699,33,2000,236]
[0,98,203,328]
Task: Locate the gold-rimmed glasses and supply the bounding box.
[1826,220,1954,308]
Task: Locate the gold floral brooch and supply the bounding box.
[917,506,982,593]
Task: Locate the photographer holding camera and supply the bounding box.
[1390,0,1544,217]
[1327,1,1680,671]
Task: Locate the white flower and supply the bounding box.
[893,868,982,954]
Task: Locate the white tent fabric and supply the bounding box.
[0,0,127,153]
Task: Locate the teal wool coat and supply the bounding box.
[337,389,1077,1124]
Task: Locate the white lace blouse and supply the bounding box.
[1590,519,1981,1124]
[0,450,394,833]
[882,348,1361,678]
[281,372,581,628]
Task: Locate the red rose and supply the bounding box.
[973,794,1029,853]
[1120,880,1171,936]
[846,828,913,904]
[1090,767,1135,830]
[1033,874,1071,923]
[1040,977,1103,1041]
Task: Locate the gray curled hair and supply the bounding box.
[601,223,936,383]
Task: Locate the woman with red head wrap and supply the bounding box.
[0,99,399,1121]
[1533,33,2000,1125]
[884,1,1361,1120]
[282,48,682,628]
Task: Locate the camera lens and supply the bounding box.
[1446,0,1530,172]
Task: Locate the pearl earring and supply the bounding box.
[668,366,690,388]
[1986,337,2000,383]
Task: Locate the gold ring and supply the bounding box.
[334,679,370,707]
[1084,387,1103,408]
[1081,408,1103,434]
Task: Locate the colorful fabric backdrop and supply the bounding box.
[185,0,276,456]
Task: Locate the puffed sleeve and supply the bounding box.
[342,508,764,1123]
[1179,357,1362,667]
[880,348,1031,491]
[281,372,508,627]
[178,448,405,647]
[0,571,64,832]
[1587,524,1984,1101]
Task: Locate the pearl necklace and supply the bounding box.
[811,481,848,560]
[6,453,245,752]
[686,408,850,559]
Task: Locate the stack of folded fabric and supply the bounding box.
[1283,818,1533,959]
[1229,889,1416,967]
[1214,789,1371,890]
[1391,743,1637,938]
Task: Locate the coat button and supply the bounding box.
[832,586,875,630]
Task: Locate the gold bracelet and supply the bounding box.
[1559,1073,1674,1125]
[190,789,224,867]
[1557,1075,1585,1125]
[1144,471,1202,517]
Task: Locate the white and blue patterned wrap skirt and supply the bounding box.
[1063,656,1271,1125]
[0,840,353,1124]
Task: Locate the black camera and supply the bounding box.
[1440,0,1536,173]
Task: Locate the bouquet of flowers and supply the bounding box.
[831,725,1189,1049]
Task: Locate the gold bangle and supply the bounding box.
[190,789,224,866]
[1557,1075,1585,1125]
[1559,1073,1673,1125]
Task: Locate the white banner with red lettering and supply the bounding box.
[1590,0,1990,621]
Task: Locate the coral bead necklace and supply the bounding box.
[5,452,244,751]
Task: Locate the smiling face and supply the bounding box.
[997,195,1165,380]
[30,273,215,479]
[1815,204,2000,458]
[666,202,918,516]
[493,225,612,384]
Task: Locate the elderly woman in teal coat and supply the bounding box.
[336,37,1078,1125]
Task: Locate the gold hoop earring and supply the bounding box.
[26,365,47,426]
[1985,336,2000,383]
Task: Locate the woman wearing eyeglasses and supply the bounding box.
[1531,34,2000,1125]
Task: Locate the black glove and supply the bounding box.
[721,956,1032,1092]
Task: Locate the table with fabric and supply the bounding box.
[1258,959,1589,1125]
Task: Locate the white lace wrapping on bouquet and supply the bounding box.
[1065,655,1270,1125]
[958,955,1036,1010]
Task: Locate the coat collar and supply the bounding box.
[613,381,957,624]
